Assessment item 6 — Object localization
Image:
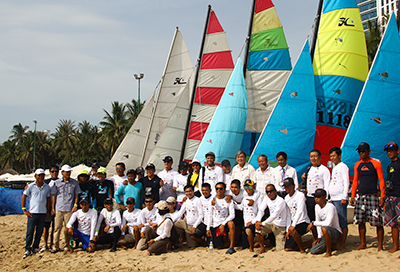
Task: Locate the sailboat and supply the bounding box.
[106,28,193,176]
[180,6,234,163]
[194,58,247,166]
[241,0,292,156]
[312,0,368,164]
[249,41,316,175]
[341,13,400,177]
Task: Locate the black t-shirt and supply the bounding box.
[387,160,400,197]
[78,182,95,207]
[140,175,161,203]
[94,179,114,209]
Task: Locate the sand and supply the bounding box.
[0,214,399,271]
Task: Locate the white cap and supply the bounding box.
[34,168,45,175]
[166,196,176,203]
[192,158,201,164]
[61,164,72,172]
[155,200,168,211]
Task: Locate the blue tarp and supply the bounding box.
[0,187,29,215]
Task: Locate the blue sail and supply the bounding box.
[194,58,247,166]
[249,41,316,175]
[341,13,400,177]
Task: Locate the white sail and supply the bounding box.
[106,28,193,175]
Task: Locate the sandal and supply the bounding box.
[50,248,58,254]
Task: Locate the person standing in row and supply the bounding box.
[200,152,223,194]
[51,165,81,253]
[115,169,143,210]
[231,151,255,187]
[158,156,179,201]
[140,163,163,204]
[273,152,298,198]
[350,142,385,251]
[221,160,232,193]
[109,162,127,210]
[173,161,189,209]
[93,167,114,210]
[254,155,275,199]
[188,159,202,196]
[21,169,51,258]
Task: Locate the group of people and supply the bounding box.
[21,141,400,258]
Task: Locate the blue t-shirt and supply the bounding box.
[115,182,143,209]
[23,182,51,214]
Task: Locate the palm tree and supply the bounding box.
[365,19,382,67]
[16,131,34,173]
[9,123,29,145]
[126,99,146,125]
[0,140,19,171]
[52,119,77,165]
[100,101,129,157]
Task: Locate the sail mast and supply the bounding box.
[310,0,323,61]
[242,0,256,75]
[140,27,180,165]
[179,5,212,162]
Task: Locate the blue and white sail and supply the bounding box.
[194,58,247,166]
[249,41,316,174]
[341,13,400,177]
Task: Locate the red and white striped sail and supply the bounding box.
[182,9,234,161]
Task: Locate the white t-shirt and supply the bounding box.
[139,206,158,233]
[200,195,213,228]
[257,195,291,228]
[209,196,235,228]
[306,165,330,197]
[285,191,310,227]
[199,165,223,194]
[273,164,299,192]
[172,196,203,227]
[328,162,350,201]
[66,208,98,240]
[173,173,188,202]
[254,167,276,199]
[239,194,262,225]
[121,209,142,235]
[158,169,179,201]
[223,172,232,193]
[231,163,256,187]
[314,202,342,238]
[95,208,121,235]
[110,175,127,202]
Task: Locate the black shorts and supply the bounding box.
[44,215,55,228]
[210,225,230,248]
[191,222,207,239]
[306,196,316,221]
[233,210,244,227]
[284,222,309,249]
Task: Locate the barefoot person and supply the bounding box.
[350,142,385,251]
[383,142,400,253]
[284,178,311,253]
[118,197,141,249]
[21,169,51,258]
[255,184,290,253]
[307,189,342,257]
[327,147,349,249]
[65,198,98,253]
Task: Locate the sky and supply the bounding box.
[0,0,319,143]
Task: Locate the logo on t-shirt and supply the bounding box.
[361,166,369,171]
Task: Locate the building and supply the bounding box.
[357,0,399,30]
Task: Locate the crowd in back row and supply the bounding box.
[20,141,400,258]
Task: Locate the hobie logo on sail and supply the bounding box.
[173,77,187,85]
[338,17,355,27]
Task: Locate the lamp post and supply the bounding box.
[33,120,37,172]
[133,73,144,116]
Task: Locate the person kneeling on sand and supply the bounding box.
[145,201,173,255]
[307,189,342,257]
[65,198,98,253]
[93,198,122,252]
[118,197,141,249]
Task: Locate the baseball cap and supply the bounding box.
[104,198,113,205]
[97,167,107,174]
[136,166,145,174]
[179,161,189,169]
[126,197,135,204]
[283,177,295,186]
[221,160,231,167]
[155,200,168,211]
[244,179,254,187]
[192,158,201,165]
[78,169,89,177]
[127,169,137,175]
[79,198,90,204]
[356,142,370,152]
[145,163,155,170]
[166,196,176,204]
[312,189,327,198]
[34,168,45,175]
[163,156,173,162]
[91,162,100,168]
[384,142,399,151]
[61,165,72,172]
[205,151,215,158]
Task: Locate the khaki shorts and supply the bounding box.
[119,234,135,244]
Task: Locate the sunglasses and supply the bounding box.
[105,203,113,205]
[51,170,58,173]
[357,150,367,154]
[116,167,125,170]
[266,189,275,194]
[215,187,225,191]
[179,167,187,170]
[144,200,153,203]
[244,185,253,190]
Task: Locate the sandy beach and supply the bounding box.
[0,214,399,271]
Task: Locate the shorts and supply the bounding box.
[72,229,91,250]
[284,222,309,249]
[119,234,136,244]
[44,214,55,228]
[306,196,316,221]
[256,223,286,251]
[310,226,342,254]
[332,200,348,228]
[385,196,400,228]
[210,225,230,249]
[354,194,383,227]
[233,210,244,227]
[191,222,207,239]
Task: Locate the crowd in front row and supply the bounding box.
[20,141,400,259]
